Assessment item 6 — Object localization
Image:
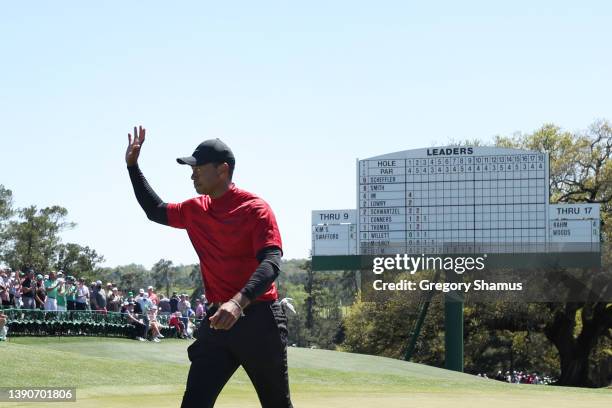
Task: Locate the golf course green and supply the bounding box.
[1,337,610,407]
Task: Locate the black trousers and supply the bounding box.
[181,301,293,408]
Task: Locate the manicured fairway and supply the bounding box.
[1,337,610,407]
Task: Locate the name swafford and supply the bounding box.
[426,147,474,156]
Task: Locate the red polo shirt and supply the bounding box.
[166,184,282,303]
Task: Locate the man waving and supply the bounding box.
[126,126,292,408]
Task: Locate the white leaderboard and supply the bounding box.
[357,147,550,254]
[311,146,600,256]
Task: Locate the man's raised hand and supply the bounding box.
[126,125,146,166]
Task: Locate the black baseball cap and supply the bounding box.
[176,139,235,167]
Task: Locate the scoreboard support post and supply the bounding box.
[444,268,464,372]
[444,301,464,371]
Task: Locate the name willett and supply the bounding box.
[372,280,523,292]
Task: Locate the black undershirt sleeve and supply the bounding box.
[240,247,282,301]
[127,165,169,225]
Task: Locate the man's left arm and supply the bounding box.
[239,246,282,302]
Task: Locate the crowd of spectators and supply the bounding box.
[476,370,555,385]
[0,267,206,342]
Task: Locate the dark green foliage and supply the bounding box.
[494,121,612,387]
[2,205,75,272]
[55,243,105,280]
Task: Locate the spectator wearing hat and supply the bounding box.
[147,286,159,305]
[55,272,67,312]
[147,305,163,342]
[21,268,36,309]
[178,294,191,316]
[89,283,98,310]
[75,278,89,311]
[44,271,60,311]
[133,288,145,315]
[92,281,107,313]
[135,291,153,332]
[177,294,191,333]
[107,287,122,312]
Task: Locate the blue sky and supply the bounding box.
[1,1,611,268]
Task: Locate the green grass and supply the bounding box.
[0,337,610,407]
